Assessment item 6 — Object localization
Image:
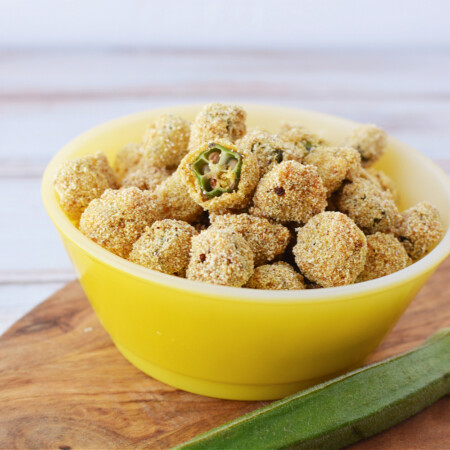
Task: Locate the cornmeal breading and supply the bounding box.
[129,219,196,275]
[251,161,327,224]
[79,187,158,258]
[293,212,367,287]
[357,233,410,282]
[245,262,305,290]
[186,228,254,287]
[54,151,118,221]
[395,202,444,260]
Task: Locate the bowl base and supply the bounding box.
[115,341,360,401]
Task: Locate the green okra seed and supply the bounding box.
[176,328,450,450]
[191,144,243,199]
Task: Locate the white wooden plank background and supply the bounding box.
[1,49,449,335]
[2,0,450,49]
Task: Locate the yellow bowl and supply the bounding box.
[42,104,450,400]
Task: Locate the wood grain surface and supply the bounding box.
[0,258,448,449]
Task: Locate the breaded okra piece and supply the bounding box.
[186,228,254,287]
[251,161,327,224]
[237,130,304,176]
[54,151,118,221]
[154,169,203,223]
[364,168,399,204]
[278,123,326,155]
[114,143,143,181]
[141,114,191,168]
[244,261,305,290]
[395,202,444,260]
[188,103,246,151]
[209,213,291,266]
[129,219,196,275]
[79,187,158,258]
[121,160,172,191]
[293,212,367,287]
[304,146,362,196]
[344,124,387,167]
[337,177,399,234]
[180,139,259,212]
[356,233,410,282]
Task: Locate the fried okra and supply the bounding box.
[356,233,410,282]
[129,219,196,275]
[79,187,157,258]
[304,146,361,196]
[186,228,254,287]
[209,213,291,266]
[337,177,399,234]
[365,168,399,203]
[293,212,367,287]
[251,161,327,224]
[244,261,305,290]
[121,160,172,191]
[180,139,259,212]
[278,123,326,155]
[141,114,190,168]
[54,151,118,221]
[188,103,246,151]
[154,169,203,223]
[114,143,143,181]
[344,124,387,167]
[395,202,444,260]
[237,130,304,176]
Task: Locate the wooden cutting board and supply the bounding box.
[0,259,449,450]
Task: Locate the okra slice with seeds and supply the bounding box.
[177,328,450,450]
[191,143,242,198]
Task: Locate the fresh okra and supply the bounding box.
[176,328,450,450]
[191,143,242,198]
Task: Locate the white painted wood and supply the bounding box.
[0,178,74,277]
[1,98,449,172]
[1,50,450,171]
[1,0,450,49]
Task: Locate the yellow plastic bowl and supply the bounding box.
[42,105,450,400]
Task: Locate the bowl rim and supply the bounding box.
[41,103,450,303]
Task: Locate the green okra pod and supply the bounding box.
[176,328,450,450]
[191,143,242,198]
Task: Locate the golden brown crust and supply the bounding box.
[395,202,444,260]
[251,161,327,224]
[179,139,259,212]
[114,143,143,181]
[209,213,291,266]
[356,233,410,282]
[55,108,445,288]
[121,161,172,191]
[237,130,304,176]
[364,168,399,204]
[141,114,191,168]
[129,219,196,274]
[293,212,367,287]
[54,151,118,221]
[244,261,305,290]
[188,103,246,151]
[304,146,362,196]
[154,169,203,223]
[336,177,399,234]
[278,123,326,154]
[79,187,159,258]
[186,228,254,287]
[344,124,387,167]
